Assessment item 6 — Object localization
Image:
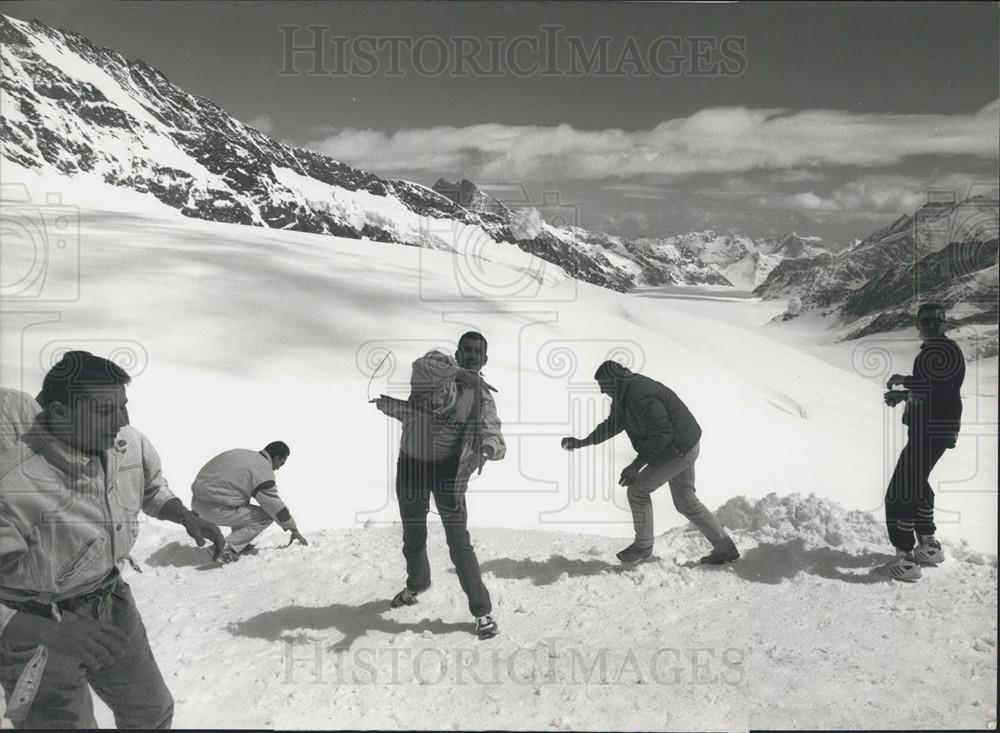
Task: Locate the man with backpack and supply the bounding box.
[562,361,740,565]
[373,331,505,640]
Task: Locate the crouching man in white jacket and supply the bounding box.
[190,442,307,562]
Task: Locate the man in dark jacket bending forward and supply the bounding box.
[562,361,739,564]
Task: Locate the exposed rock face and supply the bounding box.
[754,197,999,350]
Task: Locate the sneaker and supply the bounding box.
[700,542,741,565]
[390,585,429,609]
[871,554,922,582]
[616,543,653,564]
[912,539,945,565]
[475,614,499,640]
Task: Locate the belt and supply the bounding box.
[3,569,121,622]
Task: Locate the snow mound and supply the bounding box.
[661,493,997,568]
[714,492,885,549]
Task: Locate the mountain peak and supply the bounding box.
[431,177,508,216]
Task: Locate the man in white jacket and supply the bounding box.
[373,331,505,640]
[0,351,224,728]
[190,442,307,562]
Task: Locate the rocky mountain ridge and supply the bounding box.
[1,13,828,294]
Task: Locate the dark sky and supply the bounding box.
[2,1,998,242]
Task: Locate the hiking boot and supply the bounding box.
[390,585,429,609]
[218,545,241,564]
[238,543,259,556]
[475,614,499,640]
[700,542,741,565]
[912,538,945,565]
[616,543,653,564]
[871,553,922,582]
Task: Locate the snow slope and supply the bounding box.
[0,168,996,730]
[3,494,993,730]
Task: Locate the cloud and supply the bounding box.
[245,113,276,134]
[591,209,651,235]
[755,173,998,215]
[604,184,673,200]
[767,170,827,184]
[303,101,999,181]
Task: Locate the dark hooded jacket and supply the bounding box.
[585,362,702,464]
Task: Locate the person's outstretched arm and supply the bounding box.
[561,410,623,450]
[372,395,414,421]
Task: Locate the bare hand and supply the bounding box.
[454,369,482,387]
[373,395,408,420]
[288,528,309,546]
[185,512,225,560]
[883,391,906,407]
[619,464,641,487]
[885,374,906,389]
[15,616,129,670]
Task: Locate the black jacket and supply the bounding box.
[586,368,702,464]
[901,336,965,435]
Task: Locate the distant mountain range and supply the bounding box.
[755,197,999,357]
[430,177,829,290]
[1,13,995,354]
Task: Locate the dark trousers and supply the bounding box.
[0,576,173,729]
[884,431,949,552]
[395,453,492,617]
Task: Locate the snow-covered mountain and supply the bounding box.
[755,197,999,355]
[431,178,827,290]
[635,229,826,289]
[0,14,491,246]
[1,13,830,294]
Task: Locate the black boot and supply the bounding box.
[699,540,740,565]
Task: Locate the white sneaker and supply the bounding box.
[475,614,499,640]
[913,539,945,565]
[872,553,922,582]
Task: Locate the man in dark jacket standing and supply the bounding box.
[875,303,965,582]
[562,361,739,564]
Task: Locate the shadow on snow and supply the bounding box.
[228,600,471,650]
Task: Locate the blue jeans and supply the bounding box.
[0,576,173,729]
